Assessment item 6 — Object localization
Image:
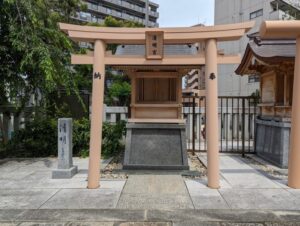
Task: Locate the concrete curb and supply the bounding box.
[1,209,300,224]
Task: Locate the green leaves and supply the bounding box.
[2,117,126,158]
[0,0,82,107]
[107,80,131,106]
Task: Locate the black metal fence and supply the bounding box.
[182,96,260,156]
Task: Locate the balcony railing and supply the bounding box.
[269,9,295,20]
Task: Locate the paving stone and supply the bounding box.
[146,209,283,223]
[40,186,124,209]
[18,222,114,226]
[185,178,232,191]
[122,175,188,195]
[116,223,172,226]
[0,223,17,226]
[0,209,28,221]
[117,174,193,209]
[17,176,87,189]
[0,169,36,180]
[189,189,229,209]
[117,193,194,209]
[0,160,29,173]
[18,158,57,171]
[3,209,300,224]
[6,209,146,222]
[0,189,58,209]
[287,188,300,198]
[184,179,230,209]
[273,179,290,189]
[219,188,300,210]
[199,154,282,189]
[98,180,126,190]
[221,171,281,189]
[73,158,112,171]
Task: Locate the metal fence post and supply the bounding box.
[192,96,196,156]
[242,98,246,158]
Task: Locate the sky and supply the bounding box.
[154,0,215,27]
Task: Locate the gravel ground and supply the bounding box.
[101,151,207,179]
[242,154,288,180]
[183,152,207,179]
[101,151,128,179]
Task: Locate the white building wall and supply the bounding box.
[214,0,285,96]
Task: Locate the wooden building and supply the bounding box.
[236,35,296,168]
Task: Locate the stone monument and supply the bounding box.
[124,123,189,170]
[52,118,78,179]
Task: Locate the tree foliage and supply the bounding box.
[106,74,131,106]
[0,0,85,107]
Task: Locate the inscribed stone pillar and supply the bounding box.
[52,118,78,179]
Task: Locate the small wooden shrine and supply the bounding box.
[236,35,295,120]
[114,43,199,170]
[236,34,296,168]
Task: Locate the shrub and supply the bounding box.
[73,118,126,158]
[2,117,126,159]
[102,120,126,158]
[4,118,57,157]
[73,117,90,156]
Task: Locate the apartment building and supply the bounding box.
[183,24,206,104]
[215,0,300,96]
[76,0,159,27]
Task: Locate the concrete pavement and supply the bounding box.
[190,154,300,211]
[117,174,194,209]
[1,155,300,224]
[1,209,300,225]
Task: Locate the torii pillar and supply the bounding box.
[88,40,106,189]
[205,39,220,189]
[260,21,300,189]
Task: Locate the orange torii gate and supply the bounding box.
[59,21,255,189]
[260,21,300,189]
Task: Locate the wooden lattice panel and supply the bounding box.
[145,31,164,60]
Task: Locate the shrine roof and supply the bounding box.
[235,34,296,75]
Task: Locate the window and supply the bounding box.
[92,16,97,23]
[92,3,97,10]
[250,9,263,19]
[79,12,91,20]
[248,74,260,83]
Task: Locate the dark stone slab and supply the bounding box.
[255,118,290,168]
[124,123,189,170]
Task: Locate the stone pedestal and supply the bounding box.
[52,118,78,179]
[124,123,189,170]
[255,118,291,168]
